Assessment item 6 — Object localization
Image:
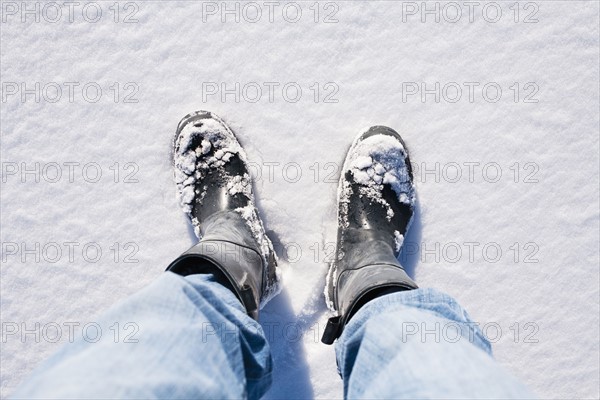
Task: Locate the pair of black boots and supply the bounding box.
[166,111,418,344]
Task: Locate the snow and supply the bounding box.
[394,231,404,253]
[1,1,599,399]
[343,132,415,221]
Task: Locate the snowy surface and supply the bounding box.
[1,1,599,398]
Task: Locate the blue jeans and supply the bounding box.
[12,272,532,399]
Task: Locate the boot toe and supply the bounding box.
[176,110,215,133]
[359,125,408,149]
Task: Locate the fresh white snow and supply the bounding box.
[1,1,599,399]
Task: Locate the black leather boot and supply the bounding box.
[322,126,418,344]
[166,111,280,320]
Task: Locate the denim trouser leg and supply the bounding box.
[13,277,533,399]
[12,272,272,399]
[336,288,533,399]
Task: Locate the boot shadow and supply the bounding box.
[398,198,422,279]
[248,207,317,399]
[260,285,318,400]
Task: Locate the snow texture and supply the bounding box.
[1,2,599,399]
[341,132,415,225]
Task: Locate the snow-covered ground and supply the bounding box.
[1,1,599,398]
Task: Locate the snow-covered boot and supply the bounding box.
[322,126,418,344]
[166,111,280,320]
